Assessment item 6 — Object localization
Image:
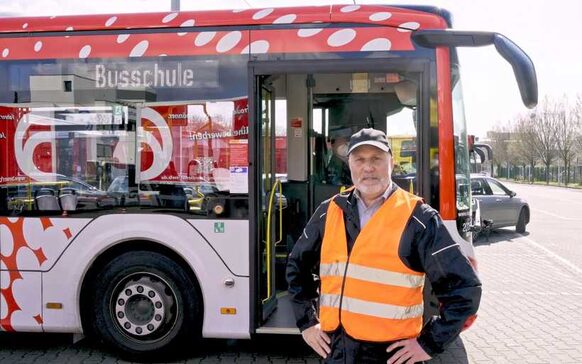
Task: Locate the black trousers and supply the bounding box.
[324,327,426,364]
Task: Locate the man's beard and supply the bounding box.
[356,176,390,197]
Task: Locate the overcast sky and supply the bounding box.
[0,0,578,138]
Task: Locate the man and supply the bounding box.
[326,127,352,186]
[286,128,481,363]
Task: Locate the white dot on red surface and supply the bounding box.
[397,22,420,32]
[233,9,246,13]
[340,5,360,13]
[216,31,242,53]
[273,14,297,24]
[252,8,274,20]
[2,49,9,58]
[181,19,195,27]
[117,34,130,43]
[369,12,392,21]
[327,29,356,47]
[177,19,195,36]
[79,45,91,58]
[34,41,43,52]
[0,285,7,315]
[195,31,216,46]
[22,23,28,29]
[162,12,178,23]
[105,16,117,27]
[361,38,392,51]
[0,225,13,257]
[242,40,270,54]
[129,40,149,57]
[297,28,323,38]
[66,26,73,31]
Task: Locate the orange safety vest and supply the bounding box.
[319,188,425,342]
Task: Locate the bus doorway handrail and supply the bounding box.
[262,178,283,304]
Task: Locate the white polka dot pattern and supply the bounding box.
[273,14,297,24]
[79,45,91,58]
[253,8,274,20]
[341,5,360,13]
[361,38,391,51]
[369,12,392,21]
[398,22,420,32]
[0,5,437,60]
[162,12,178,23]
[243,40,270,54]
[216,31,242,53]
[117,34,130,43]
[327,29,357,47]
[105,16,117,27]
[195,32,216,47]
[129,40,149,57]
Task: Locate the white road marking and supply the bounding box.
[530,207,582,221]
[520,235,582,275]
[487,291,582,296]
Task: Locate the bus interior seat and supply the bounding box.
[35,188,60,211]
[59,187,78,211]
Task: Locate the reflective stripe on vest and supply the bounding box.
[319,188,425,342]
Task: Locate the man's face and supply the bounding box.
[348,145,393,199]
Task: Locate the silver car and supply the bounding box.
[471,174,530,233]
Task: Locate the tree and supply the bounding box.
[530,97,559,184]
[511,115,538,183]
[554,96,580,185]
[487,125,511,178]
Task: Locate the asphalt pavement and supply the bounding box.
[1,182,581,363]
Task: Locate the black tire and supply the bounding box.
[89,251,202,360]
[516,208,527,233]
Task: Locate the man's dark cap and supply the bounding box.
[347,128,392,155]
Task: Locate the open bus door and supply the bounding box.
[256,77,285,323]
[253,62,429,334]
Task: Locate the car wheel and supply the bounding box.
[89,251,202,359]
[516,208,527,233]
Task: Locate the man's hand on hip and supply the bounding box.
[301,324,331,359]
[386,338,431,364]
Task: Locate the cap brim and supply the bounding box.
[348,141,391,155]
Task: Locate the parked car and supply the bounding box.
[470,174,530,233]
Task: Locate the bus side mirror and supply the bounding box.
[411,30,538,109]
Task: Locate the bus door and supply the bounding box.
[257,78,280,321]
[253,63,427,334]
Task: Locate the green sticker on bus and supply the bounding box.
[214,222,224,233]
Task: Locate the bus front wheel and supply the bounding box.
[89,250,202,359]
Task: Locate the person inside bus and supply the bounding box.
[287,128,481,363]
[326,127,352,186]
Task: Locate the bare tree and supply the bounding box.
[573,95,582,184]
[487,124,511,178]
[511,115,538,183]
[530,97,559,184]
[554,95,580,185]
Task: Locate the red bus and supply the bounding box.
[0,5,536,358]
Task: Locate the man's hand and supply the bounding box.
[301,324,331,359]
[386,338,431,364]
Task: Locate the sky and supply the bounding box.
[0,0,578,139]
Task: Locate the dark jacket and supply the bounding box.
[286,187,482,357]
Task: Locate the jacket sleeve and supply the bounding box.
[286,202,328,332]
[408,205,482,356]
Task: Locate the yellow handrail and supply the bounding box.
[262,179,283,304]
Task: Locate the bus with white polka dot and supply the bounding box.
[0,5,536,359]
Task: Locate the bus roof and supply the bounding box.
[0,5,447,34]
